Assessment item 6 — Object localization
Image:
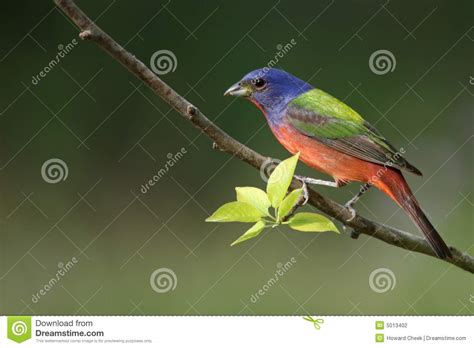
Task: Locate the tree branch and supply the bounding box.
[54,0,473,274]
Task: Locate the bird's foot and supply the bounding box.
[343,184,370,222]
[295,176,309,205]
[301,181,309,205]
[344,202,357,222]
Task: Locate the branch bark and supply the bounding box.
[54,0,473,274]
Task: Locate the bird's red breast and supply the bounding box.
[272,123,395,190]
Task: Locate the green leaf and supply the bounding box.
[235,187,271,216]
[231,221,266,246]
[287,212,339,233]
[267,153,299,208]
[277,188,303,222]
[206,202,264,223]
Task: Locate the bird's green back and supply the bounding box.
[290,88,365,124]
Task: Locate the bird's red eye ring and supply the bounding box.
[253,78,267,89]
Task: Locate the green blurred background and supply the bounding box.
[0,0,472,315]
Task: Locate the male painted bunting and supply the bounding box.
[224,68,451,259]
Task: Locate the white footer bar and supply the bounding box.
[1,316,472,347]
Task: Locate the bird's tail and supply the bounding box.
[374,169,452,259]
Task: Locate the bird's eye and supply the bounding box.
[253,78,267,89]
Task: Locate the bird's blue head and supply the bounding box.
[224,68,312,120]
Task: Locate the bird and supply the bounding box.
[224,68,451,259]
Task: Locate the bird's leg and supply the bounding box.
[294,175,339,187]
[344,183,371,221]
[294,175,340,206]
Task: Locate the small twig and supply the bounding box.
[79,30,92,40]
[53,0,474,274]
[186,105,197,119]
[349,229,361,239]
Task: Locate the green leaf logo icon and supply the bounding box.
[7,316,32,343]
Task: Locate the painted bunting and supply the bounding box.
[224,68,451,259]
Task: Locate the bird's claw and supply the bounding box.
[344,203,357,222]
[295,175,309,205]
[302,183,309,205]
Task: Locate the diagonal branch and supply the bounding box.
[54,0,473,274]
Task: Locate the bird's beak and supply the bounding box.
[224,82,251,97]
